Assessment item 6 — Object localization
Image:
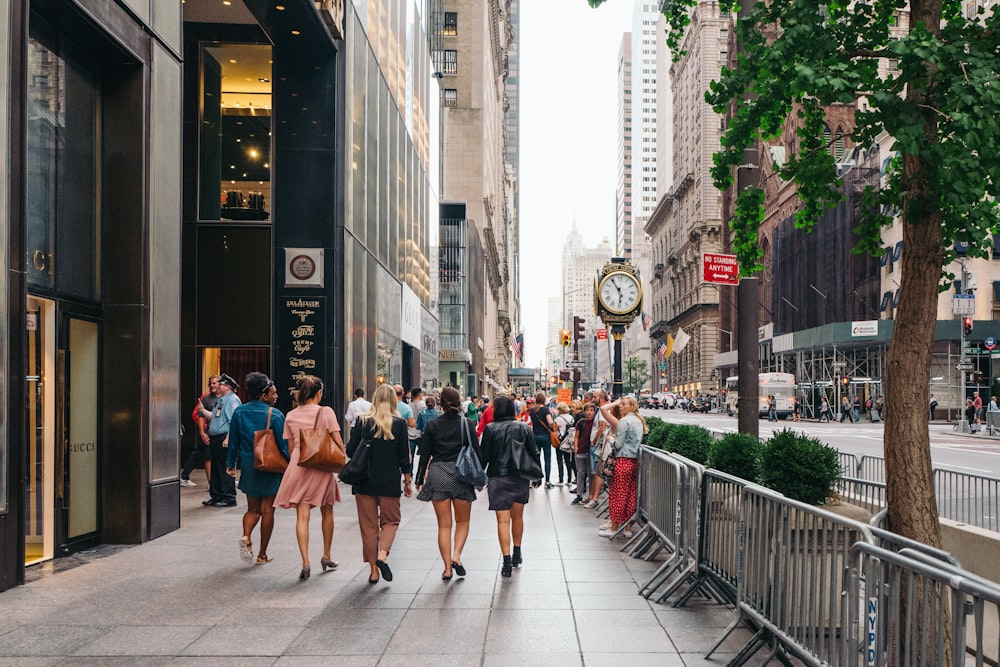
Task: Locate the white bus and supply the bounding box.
[724,372,796,418]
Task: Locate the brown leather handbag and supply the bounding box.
[253,408,288,473]
[298,406,347,473]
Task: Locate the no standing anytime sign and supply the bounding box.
[702,253,739,285]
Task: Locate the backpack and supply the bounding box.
[556,414,575,452]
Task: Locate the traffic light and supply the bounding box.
[964,317,973,336]
[560,329,571,347]
[841,376,849,386]
[573,316,585,343]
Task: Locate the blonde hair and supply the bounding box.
[619,396,649,434]
[557,402,570,414]
[363,384,398,439]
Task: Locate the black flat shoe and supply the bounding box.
[375,559,393,582]
[442,571,453,581]
[368,575,379,584]
[451,561,466,577]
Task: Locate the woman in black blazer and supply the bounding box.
[346,383,413,584]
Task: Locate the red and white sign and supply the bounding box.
[596,328,609,340]
[702,253,739,285]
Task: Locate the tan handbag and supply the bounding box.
[298,406,347,473]
[253,408,288,473]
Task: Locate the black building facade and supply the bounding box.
[1,0,184,591]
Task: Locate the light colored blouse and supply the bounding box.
[614,413,643,459]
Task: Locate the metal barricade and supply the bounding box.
[629,447,691,601]
[847,543,1000,666]
[673,469,754,608]
[708,486,875,666]
[987,411,1000,436]
[934,467,1000,533]
[858,455,885,483]
[835,476,886,516]
[837,451,860,478]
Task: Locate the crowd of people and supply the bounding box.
[184,374,646,583]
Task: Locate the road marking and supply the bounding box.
[934,463,993,473]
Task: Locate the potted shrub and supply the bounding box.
[708,432,762,483]
[759,428,840,505]
[664,424,713,465]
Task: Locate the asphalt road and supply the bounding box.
[644,408,1000,479]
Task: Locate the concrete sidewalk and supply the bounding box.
[0,471,773,666]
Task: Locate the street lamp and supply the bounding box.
[720,328,734,351]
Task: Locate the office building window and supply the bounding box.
[443,12,458,36]
[443,50,457,74]
[443,88,457,106]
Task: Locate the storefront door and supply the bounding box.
[24,297,100,565]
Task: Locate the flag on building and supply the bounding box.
[663,334,675,359]
[641,311,652,332]
[656,340,667,359]
[509,333,524,362]
[673,327,691,354]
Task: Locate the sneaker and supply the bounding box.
[179,478,197,488]
[598,528,616,538]
[598,522,612,531]
[623,529,634,539]
[569,486,577,493]
[583,499,597,509]
[544,482,554,489]
[571,496,583,505]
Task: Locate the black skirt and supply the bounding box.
[487,474,530,511]
[416,460,477,502]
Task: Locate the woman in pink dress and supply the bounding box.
[274,375,344,580]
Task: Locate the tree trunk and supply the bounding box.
[883,0,944,550]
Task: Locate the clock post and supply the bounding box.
[594,258,643,399]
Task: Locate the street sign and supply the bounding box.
[596,328,608,340]
[953,293,975,315]
[956,363,974,371]
[702,253,739,285]
[566,361,586,368]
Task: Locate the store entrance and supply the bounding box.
[25,296,101,566]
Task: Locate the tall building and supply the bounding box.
[616,33,633,259]
[646,1,730,398]
[434,0,517,397]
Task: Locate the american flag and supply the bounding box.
[509,333,524,362]
[656,340,667,359]
[641,312,652,332]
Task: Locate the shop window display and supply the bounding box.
[200,43,272,221]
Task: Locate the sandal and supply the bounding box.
[256,555,273,564]
[238,537,253,563]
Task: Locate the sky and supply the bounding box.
[517,0,636,368]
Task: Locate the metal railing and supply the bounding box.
[707,486,875,666]
[673,468,752,607]
[858,455,885,483]
[836,476,887,516]
[934,467,1000,533]
[847,543,1000,666]
[838,451,860,477]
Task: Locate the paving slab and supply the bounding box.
[0,469,752,664]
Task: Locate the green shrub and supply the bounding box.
[759,428,841,505]
[664,424,713,464]
[708,432,762,482]
[644,418,673,450]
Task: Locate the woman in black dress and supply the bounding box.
[415,386,482,580]
[480,395,542,577]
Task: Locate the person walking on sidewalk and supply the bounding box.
[480,395,542,577]
[819,396,833,422]
[839,396,854,423]
[415,386,482,581]
[182,375,220,487]
[274,375,344,580]
[529,391,558,488]
[226,372,287,565]
[346,383,413,584]
[202,373,241,506]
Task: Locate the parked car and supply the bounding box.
[688,396,711,413]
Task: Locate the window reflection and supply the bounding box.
[200,43,272,221]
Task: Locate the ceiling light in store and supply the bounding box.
[223,0,232,5]
[248,149,258,158]
[259,78,270,83]
[291,30,301,35]
[276,5,286,10]
[229,59,237,64]
[236,138,241,142]
[263,163,269,169]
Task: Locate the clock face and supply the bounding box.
[598,272,641,314]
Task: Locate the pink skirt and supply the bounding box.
[274,444,341,508]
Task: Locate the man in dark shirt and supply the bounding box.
[572,403,596,505]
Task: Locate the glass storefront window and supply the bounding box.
[26,15,100,299]
[199,43,272,222]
